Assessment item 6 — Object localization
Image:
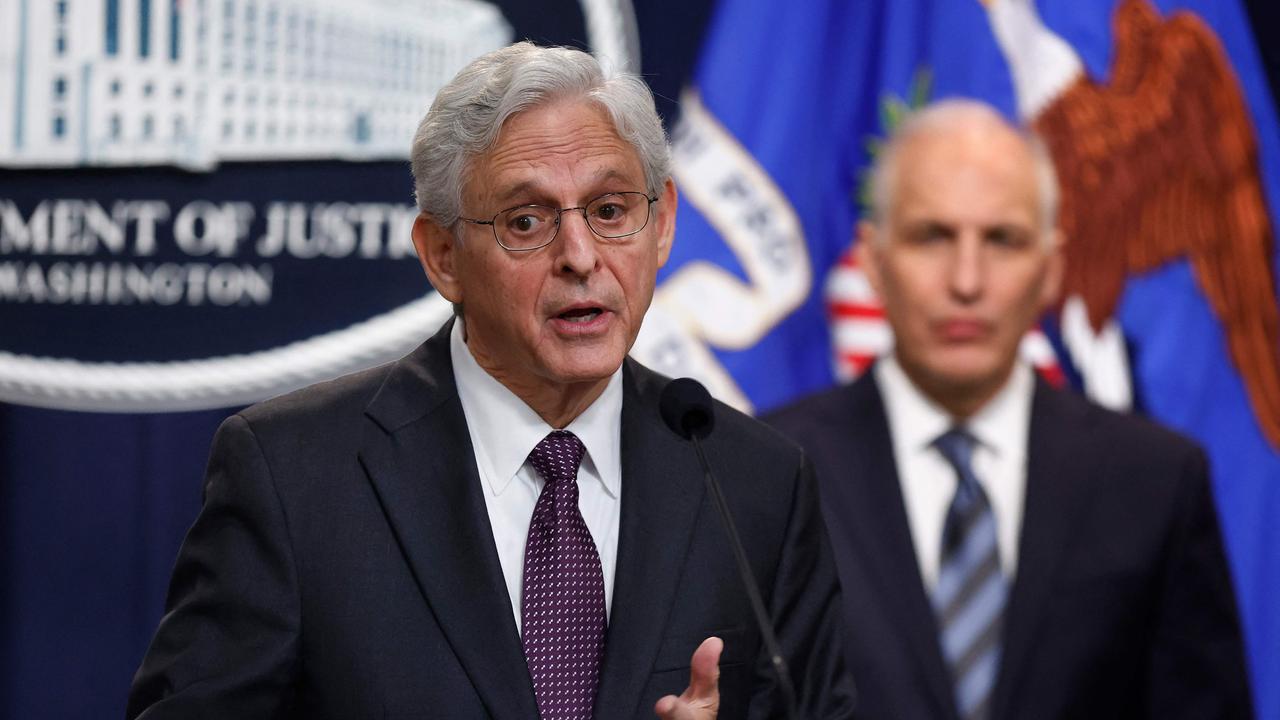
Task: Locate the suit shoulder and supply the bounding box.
[762,374,873,436]
[234,360,396,436]
[625,358,804,465]
[1044,385,1205,466]
[208,361,405,495]
[713,395,807,464]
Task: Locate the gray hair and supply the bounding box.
[868,98,1060,244]
[411,42,671,227]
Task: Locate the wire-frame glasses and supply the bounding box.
[460,191,659,251]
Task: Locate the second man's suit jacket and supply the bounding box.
[127,320,855,720]
[766,370,1253,720]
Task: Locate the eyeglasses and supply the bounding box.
[460,191,659,252]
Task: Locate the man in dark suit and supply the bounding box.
[767,99,1253,720]
[127,43,853,720]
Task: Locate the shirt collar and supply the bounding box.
[876,355,953,461]
[966,360,1033,462]
[875,354,1033,459]
[450,317,622,498]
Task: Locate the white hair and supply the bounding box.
[410,42,671,227]
[868,98,1060,244]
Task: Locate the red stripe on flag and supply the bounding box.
[1035,363,1066,388]
[828,302,885,320]
[838,352,877,376]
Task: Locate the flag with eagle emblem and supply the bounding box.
[669,0,1279,713]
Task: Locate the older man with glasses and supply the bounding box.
[127,42,855,720]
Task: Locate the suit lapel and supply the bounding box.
[991,381,1095,720]
[840,375,958,719]
[358,321,538,720]
[594,362,706,719]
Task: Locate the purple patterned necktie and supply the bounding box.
[521,430,606,720]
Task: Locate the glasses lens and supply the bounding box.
[495,205,558,250]
[586,192,650,238]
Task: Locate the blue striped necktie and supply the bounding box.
[932,429,1007,720]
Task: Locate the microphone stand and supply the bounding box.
[690,433,801,720]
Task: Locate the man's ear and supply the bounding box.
[1040,227,1066,311]
[854,220,884,300]
[412,213,463,304]
[653,178,677,268]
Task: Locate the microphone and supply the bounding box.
[659,376,716,440]
[659,378,800,720]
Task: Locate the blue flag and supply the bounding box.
[661,0,1279,714]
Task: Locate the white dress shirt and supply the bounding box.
[449,318,622,633]
[875,355,1032,591]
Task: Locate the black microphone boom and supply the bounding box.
[658,378,801,720]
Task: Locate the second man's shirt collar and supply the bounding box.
[876,353,1033,461]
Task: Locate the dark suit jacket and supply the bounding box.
[765,370,1253,720]
[127,321,854,719]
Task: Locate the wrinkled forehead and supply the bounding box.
[465,100,645,208]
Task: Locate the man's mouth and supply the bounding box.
[937,318,989,341]
[557,307,604,323]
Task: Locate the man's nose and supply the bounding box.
[555,209,601,276]
[949,234,984,301]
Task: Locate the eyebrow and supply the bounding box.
[491,181,540,206]
[490,169,642,207]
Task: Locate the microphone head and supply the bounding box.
[660,377,716,440]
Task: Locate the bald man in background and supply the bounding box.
[767,99,1252,720]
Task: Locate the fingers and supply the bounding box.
[654,693,715,720]
[653,636,723,719]
[687,636,723,699]
[654,694,684,719]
